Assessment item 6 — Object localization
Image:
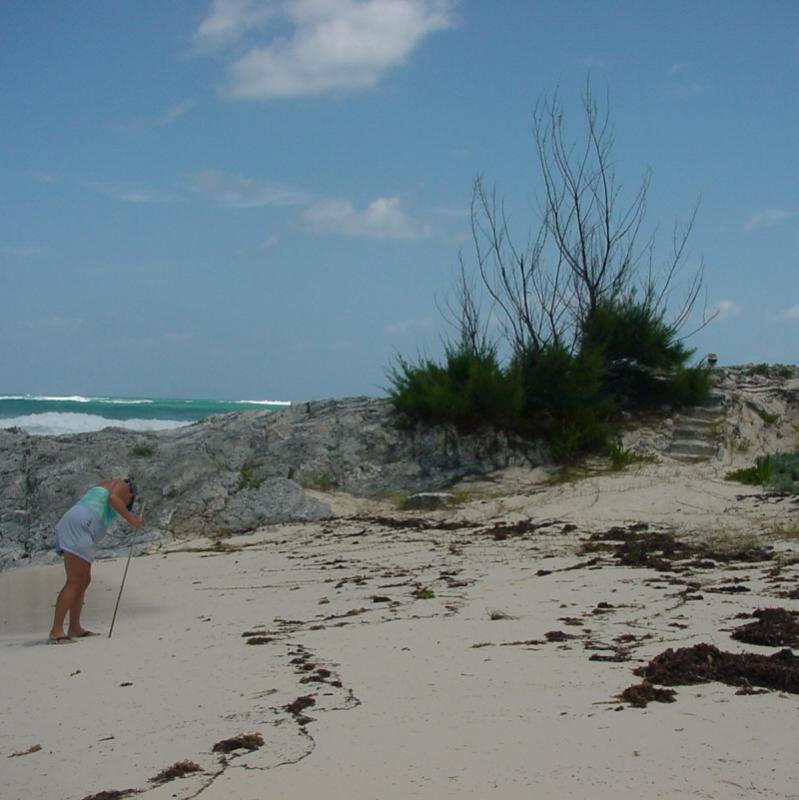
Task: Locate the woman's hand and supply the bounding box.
[129,514,145,529]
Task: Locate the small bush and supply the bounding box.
[581,297,692,372]
[388,345,522,431]
[514,344,615,460]
[130,442,155,458]
[606,443,658,471]
[726,456,774,486]
[771,453,799,493]
[662,365,713,407]
[749,363,795,380]
[726,453,799,494]
[581,298,711,408]
[237,459,264,490]
[550,407,614,463]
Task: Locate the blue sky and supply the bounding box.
[2,0,797,401]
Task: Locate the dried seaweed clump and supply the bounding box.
[731,608,799,648]
[80,791,139,800]
[149,760,203,784]
[635,642,799,694]
[582,528,773,570]
[212,733,264,753]
[617,682,677,707]
[283,694,317,724]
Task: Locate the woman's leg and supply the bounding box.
[49,552,92,639]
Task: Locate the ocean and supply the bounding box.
[0,394,292,436]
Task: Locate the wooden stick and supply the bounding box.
[108,502,144,638]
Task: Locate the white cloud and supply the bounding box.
[4,244,54,259]
[29,170,58,184]
[385,318,433,334]
[193,0,277,53]
[24,316,86,331]
[188,168,312,207]
[665,62,708,99]
[769,304,799,322]
[156,99,196,126]
[195,0,457,99]
[745,208,799,232]
[89,181,176,204]
[303,195,430,239]
[711,299,743,322]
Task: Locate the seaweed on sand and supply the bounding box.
[731,608,799,648]
[149,760,203,784]
[212,733,264,753]
[582,527,773,571]
[634,642,799,693]
[284,695,316,721]
[617,682,676,707]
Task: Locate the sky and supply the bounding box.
[1,0,797,402]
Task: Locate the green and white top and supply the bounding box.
[78,486,118,528]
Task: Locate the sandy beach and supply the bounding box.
[3,453,799,800]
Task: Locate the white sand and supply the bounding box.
[3,457,799,800]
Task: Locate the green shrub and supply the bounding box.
[512,344,615,459]
[725,456,774,486]
[726,453,799,493]
[662,365,713,407]
[550,407,614,462]
[606,443,658,471]
[388,345,522,431]
[579,297,710,408]
[581,297,692,371]
[388,300,709,463]
[771,453,799,492]
[237,459,264,490]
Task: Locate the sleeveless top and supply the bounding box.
[78,486,118,528]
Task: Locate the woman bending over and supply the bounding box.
[49,478,143,643]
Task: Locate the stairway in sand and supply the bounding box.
[668,391,726,462]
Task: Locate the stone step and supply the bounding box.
[669,439,718,458]
[672,423,718,439]
[706,391,727,406]
[670,451,716,463]
[677,406,725,422]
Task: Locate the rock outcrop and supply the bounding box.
[3,366,797,571]
[0,397,543,569]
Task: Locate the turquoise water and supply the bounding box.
[0,394,291,436]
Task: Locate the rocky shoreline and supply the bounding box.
[0,396,544,569]
[2,365,797,571]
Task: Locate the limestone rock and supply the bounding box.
[401,492,456,511]
[0,397,543,569]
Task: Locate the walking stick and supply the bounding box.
[108,502,144,639]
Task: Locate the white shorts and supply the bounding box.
[54,504,106,563]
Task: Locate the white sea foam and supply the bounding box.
[0,413,189,436]
[234,399,292,406]
[96,397,154,405]
[0,394,94,403]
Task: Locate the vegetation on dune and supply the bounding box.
[388,83,713,461]
[726,453,799,494]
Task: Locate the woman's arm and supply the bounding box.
[108,482,144,528]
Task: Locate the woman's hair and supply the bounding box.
[124,478,138,511]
